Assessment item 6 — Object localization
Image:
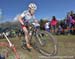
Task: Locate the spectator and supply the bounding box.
[63,20,68,34]
[66,13,73,34]
[44,21,50,32]
[50,16,58,33]
[70,11,75,28]
[72,19,75,26]
[70,11,75,19]
[57,25,62,35]
[32,19,40,30]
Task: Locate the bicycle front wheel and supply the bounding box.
[35,30,58,56]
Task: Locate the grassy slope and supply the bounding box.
[0,35,75,59]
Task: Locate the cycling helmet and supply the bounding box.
[28,3,37,10]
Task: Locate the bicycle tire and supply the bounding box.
[34,30,58,56]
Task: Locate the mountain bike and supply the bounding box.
[21,24,58,56]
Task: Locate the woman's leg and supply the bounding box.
[22,27,32,49]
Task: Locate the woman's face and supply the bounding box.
[29,8,35,15]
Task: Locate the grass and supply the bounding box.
[0,35,75,59]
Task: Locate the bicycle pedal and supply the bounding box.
[21,42,27,50]
[21,46,27,50]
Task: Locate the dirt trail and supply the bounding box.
[0,35,75,59]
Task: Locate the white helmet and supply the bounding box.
[28,3,37,10]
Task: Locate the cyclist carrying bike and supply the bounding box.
[18,3,37,49]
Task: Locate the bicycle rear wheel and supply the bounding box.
[35,31,58,56]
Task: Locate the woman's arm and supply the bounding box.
[18,16,24,25]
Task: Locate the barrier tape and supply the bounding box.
[62,28,75,31]
[50,27,75,32]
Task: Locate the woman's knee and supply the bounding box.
[23,27,28,34]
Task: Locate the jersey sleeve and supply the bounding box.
[20,11,27,17]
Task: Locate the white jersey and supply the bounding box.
[45,22,50,29]
[32,23,40,27]
[20,10,35,22]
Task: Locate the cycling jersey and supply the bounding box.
[20,10,35,23]
[45,22,50,29]
[20,10,35,28]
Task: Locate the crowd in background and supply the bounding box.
[44,11,75,35]
[0,11,75,39]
